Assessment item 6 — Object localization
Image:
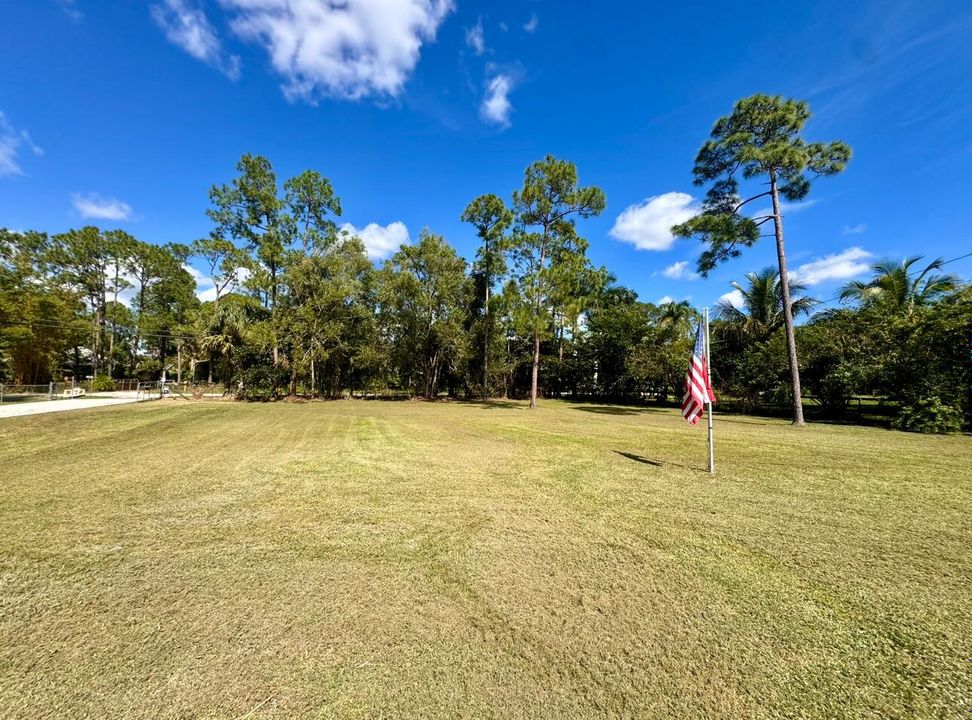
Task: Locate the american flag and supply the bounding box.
[681,323,715,426]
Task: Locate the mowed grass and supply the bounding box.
[1,400,969,719]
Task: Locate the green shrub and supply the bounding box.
[893,396,964,434]
[91,375,115,392]
[135,359,162,381]
[236,364,290,400]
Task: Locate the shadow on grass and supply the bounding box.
[614,450,710,474]
[571,405,659,416]
[708,415,776,426]
[614,451,662,467]
[469,399,525,410]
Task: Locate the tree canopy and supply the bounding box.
[1,146,967,434]
[673,94,851,425]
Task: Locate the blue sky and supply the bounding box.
[2,0,970,308]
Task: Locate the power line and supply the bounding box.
[0,319,198,342]
[941,251,972,266]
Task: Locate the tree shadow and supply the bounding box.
[572,405,656,416]
[459,399,525,410]
[707,415,775,426]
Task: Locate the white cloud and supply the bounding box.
[184,264,207,284]
[661,260,698,281]
[182,265,213,289]
[842,223,866,235]
[523,13,538,32]
[188,264,251,301]
[104,266,139,307]
[151,0,241,79]
[24,133,43,156]
[340,221,409,261]
[609,192,700,251]
[0,112,43,178]
[781,199,817,213]
[792,247,872,285]
[0,127,22,178]
[221,0,453,102]
[465,18,485,55]
[481,73,514,127]
[197,286,220,302]
[752,198,819,219]
[108,262,249,306]
[656,296,675,305]
[718,288,745,309]
[184,264,215,300]
[58,0,83,22]
[72,193,134,221]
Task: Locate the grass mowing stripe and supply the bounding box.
[1,399,969,718]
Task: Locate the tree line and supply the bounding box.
[1,94,967,432]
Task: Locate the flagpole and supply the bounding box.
[704,307,715,474]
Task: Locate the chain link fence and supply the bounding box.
[0,380,232,405]
[0,382,87,404]
[135,381,163,402]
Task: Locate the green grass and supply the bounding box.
[1,400,969,719]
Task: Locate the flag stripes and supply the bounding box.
[681,322,715,425]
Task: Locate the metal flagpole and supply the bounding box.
[704,308,715,474]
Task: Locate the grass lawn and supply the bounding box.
[1,400,969,719]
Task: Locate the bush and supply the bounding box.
[882,301,970,424]
[893,396,964,434]
[236,364,290,400]
[91,375,115,392]
[135,358,162,381]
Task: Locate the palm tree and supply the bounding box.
[199,295,266,388]
[656,300,699,337]
[716,267,818,340]
[839,256,960,313]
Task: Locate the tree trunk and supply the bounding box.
[482,239,490,402]
[530,332,540,408]
[310,358,316,398]
[159,339,168,377]
[483,277,490,403]
[107,266,120,377]
[431,363,441,400]
[482,328,490,401]
[530,239,546,409]
[176,343,182,384]
[504,332,511,399]
[770,173,806,426]
[133,282,145,377]
[107,323,115,376]
[331,362,341,399]
[425,354,435,399]
[271,264,279,366]
[270,263,279,399]
[90,300,100,378]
